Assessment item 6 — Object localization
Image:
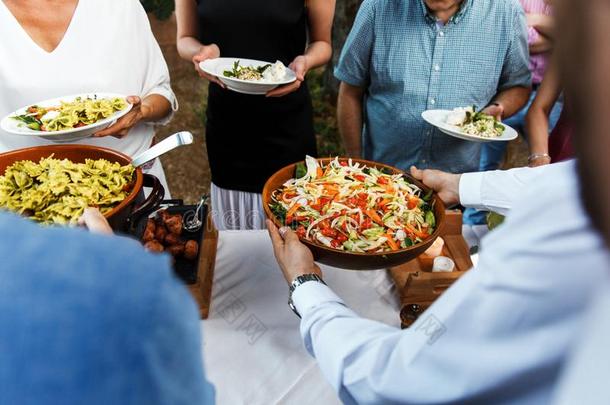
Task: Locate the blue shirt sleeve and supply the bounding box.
[143,271,216,405]
[334,0,376,87]
[0,213,215,405]
[498,5,532,91]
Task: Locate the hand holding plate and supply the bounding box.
[192,44,226,88]
[265,55,307,98]
[94,96,143,139]
[481,103,505,121]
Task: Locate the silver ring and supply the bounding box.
[279,227,290,239]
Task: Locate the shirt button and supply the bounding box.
[434,64,440,72]
[430,98,436,105]
[439,31,445,37]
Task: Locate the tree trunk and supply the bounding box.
[323,0,363,103]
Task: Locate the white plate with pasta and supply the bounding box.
[0,93,133,142]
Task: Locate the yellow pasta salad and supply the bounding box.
[0,156,135,225]
[10,96,127,132]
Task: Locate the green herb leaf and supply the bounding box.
[295,162,307,179]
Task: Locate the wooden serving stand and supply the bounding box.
[187,213,218,319]
[390,210,473,328]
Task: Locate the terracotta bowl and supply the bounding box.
[263,158,446,270]
[0,145,145,229]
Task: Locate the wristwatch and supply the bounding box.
[288,273,326,318]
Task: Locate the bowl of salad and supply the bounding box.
[263,157,445,270]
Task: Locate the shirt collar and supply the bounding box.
[420,0,471,25]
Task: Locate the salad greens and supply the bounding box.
[223,60,271,81]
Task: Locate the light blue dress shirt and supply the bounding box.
[335,0,532,174]
[552,277,610,405]
[0,213,215,405]
[293,161,610,404]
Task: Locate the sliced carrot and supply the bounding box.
[407,196,419,210]
[405,224,430,239]
[365,209,384,226]
[385,233,400,251]
[316,167,324,178]
[379,198,391,208]
[286,204,301,219]
[383,184,395,194]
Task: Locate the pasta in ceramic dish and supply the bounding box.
[0,156,134,225]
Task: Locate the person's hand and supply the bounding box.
[528,154,552,167]
[266,219,322,284]
[94,96,147,138]
[526,13,547,28]
[410,166,461,206]
[78,208,113,235]
[482,103,505,121]
[192,44,225,88]
[266,55,308,98]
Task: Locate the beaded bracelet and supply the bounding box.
[528,153,551,163]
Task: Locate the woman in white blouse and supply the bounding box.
[0,0,178,190]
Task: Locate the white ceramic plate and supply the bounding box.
[0,93,133,143]
[421,109,518,143]
[199,58,297,95]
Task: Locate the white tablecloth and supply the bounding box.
[201,230,401,405]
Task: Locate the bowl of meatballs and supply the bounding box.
[137,205,204,284]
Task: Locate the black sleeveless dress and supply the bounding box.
[197,0,317,193]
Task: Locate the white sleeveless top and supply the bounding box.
[0,0,177,157]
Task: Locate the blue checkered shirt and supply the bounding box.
[335,0,531,173]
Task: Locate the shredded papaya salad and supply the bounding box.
[269,156,437,253]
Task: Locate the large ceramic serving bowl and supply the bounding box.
[263,158,446,270]
[0,144,164,230]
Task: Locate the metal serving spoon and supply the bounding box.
[183,195,208,232]
[131,131,194,168]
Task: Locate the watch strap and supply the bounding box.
[288,274,326,318]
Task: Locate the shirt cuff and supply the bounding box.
[459,172,484,208]
[292,281,345,318]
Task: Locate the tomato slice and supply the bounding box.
[296,225,306,238]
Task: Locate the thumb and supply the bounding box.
[126,96,141,105]
[296,63,306,81]
[410,166,423,180]
[267,219,285,247]
[282,227,301,244]
[193,49,211,62]
[290,58,306,81]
